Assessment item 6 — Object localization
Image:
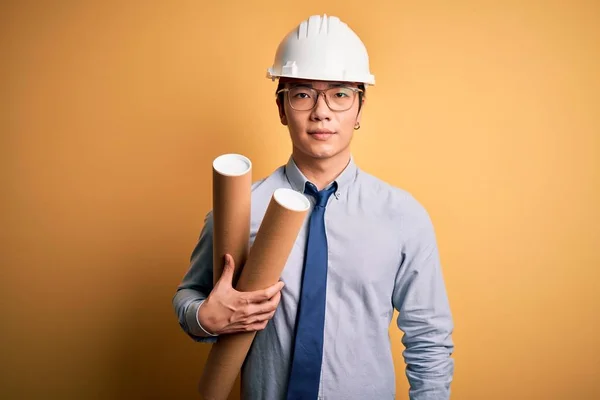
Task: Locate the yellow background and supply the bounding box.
[2,1,599,399]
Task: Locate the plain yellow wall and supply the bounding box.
[2,1,599,399]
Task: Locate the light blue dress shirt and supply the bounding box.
[173,155,455,400]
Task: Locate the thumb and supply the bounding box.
[219,254,235,286]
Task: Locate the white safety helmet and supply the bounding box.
[266,14,375,86]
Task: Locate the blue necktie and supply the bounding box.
[286,181,338,400]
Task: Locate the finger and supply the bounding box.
[245,309,276,325]
[244,321,270,332]
[218,254,235,287]
[222,318,271,334]
[243,291,281,315]
[245,280,285,303]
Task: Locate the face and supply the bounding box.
[276,79,364,162]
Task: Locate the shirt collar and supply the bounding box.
[284,155,358,196]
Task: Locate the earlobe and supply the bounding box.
[355,103,364,128]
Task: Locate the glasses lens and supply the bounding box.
[288,87,317,110]
[326,87,356,111]
[286,86,357,111]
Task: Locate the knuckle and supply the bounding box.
[237,296,250,307]
[231,308,243,319]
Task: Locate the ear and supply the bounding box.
[355,97,366,125]
[276,97,288,126]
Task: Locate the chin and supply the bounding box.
[292,136,350,160]
[303,145,343,160]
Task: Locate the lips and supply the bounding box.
[309,129,334,135]
[308,130,335,141]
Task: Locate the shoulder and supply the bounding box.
[250,165,286,194]
[355,168,435,237]
[355,168,426,213]
[249,165,289,221]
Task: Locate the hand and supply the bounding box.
[198,254,285,335]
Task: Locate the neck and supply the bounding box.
[292,149,351,191]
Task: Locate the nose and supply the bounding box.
[310,92,332,121]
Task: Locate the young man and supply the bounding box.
[173,14,454,400]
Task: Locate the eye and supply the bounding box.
[294,92,311,99]
[289,88,314,99]
[331,88,353,98]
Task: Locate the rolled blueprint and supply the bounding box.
[211,153,252,286]
[199,188,311,400]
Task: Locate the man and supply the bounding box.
[173,14,454,400]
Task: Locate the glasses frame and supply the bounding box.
[276,85,364,112]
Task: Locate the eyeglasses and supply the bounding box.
[276,86,363,111]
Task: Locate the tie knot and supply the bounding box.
[304,181,337,208]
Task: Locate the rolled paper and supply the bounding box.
[211,153,252,286]
[198,188,311,400]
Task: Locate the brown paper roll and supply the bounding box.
[211,154,252,286]
[198,188,311,400]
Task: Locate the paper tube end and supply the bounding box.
[273,188,310,212]
[213,154,252,176]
